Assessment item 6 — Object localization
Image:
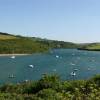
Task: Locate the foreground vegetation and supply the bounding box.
[0,74,100,99]
[0,32,78,54]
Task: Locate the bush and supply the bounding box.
[0,74,100,99]
[38,74,60,89]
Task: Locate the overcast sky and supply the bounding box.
[0,0,100,43]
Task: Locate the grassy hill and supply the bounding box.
[0,34,16,40]
[0,32,78,54]
[0,32,16,40]
[78,43,100,51]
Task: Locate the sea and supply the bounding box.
[0,49,100,84]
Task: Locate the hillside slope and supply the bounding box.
[78,43,100,51]
[0,32,16,40]
[0,32,78,54]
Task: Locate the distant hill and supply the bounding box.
[0,32,78,54]
[78,43,100,51]
[0,32,16,40]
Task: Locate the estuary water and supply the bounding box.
[0,49,100,84]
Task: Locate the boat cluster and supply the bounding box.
[9,57,34,79]
[8,52,96,80]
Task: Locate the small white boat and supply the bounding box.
[8,74,15,78]
[87,68,91,70]
[56,55,59,58]
[29,65,34,68]
[77,57,80,60]
[70,72,76,76]
[72,53,75,56]
[24,80,28,82]
[10,56,15,59]
[50,50,53,54]
[53,69,57,72]
[74,68,78,71]
[91,59,95,62]
[84,52,87,55]
[70,63,76,66]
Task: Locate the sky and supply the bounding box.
[0,0,100,43]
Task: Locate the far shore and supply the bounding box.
[0,54,30,56]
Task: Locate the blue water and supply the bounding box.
[0,49,100,84]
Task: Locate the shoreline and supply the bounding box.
[0,54,30,56]
[77,48,100,51]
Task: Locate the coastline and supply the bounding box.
[0,54,30,56]
[77,48,100,51]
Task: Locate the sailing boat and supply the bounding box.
[29,65,34,68]
[8,74,16,78]
[10,50,15,59]
[70,71,76,76]
[56,55,59,58]
[10,55,15,59]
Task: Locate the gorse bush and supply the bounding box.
[0,74,100,99]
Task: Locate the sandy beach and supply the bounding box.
[0,54,30,56]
